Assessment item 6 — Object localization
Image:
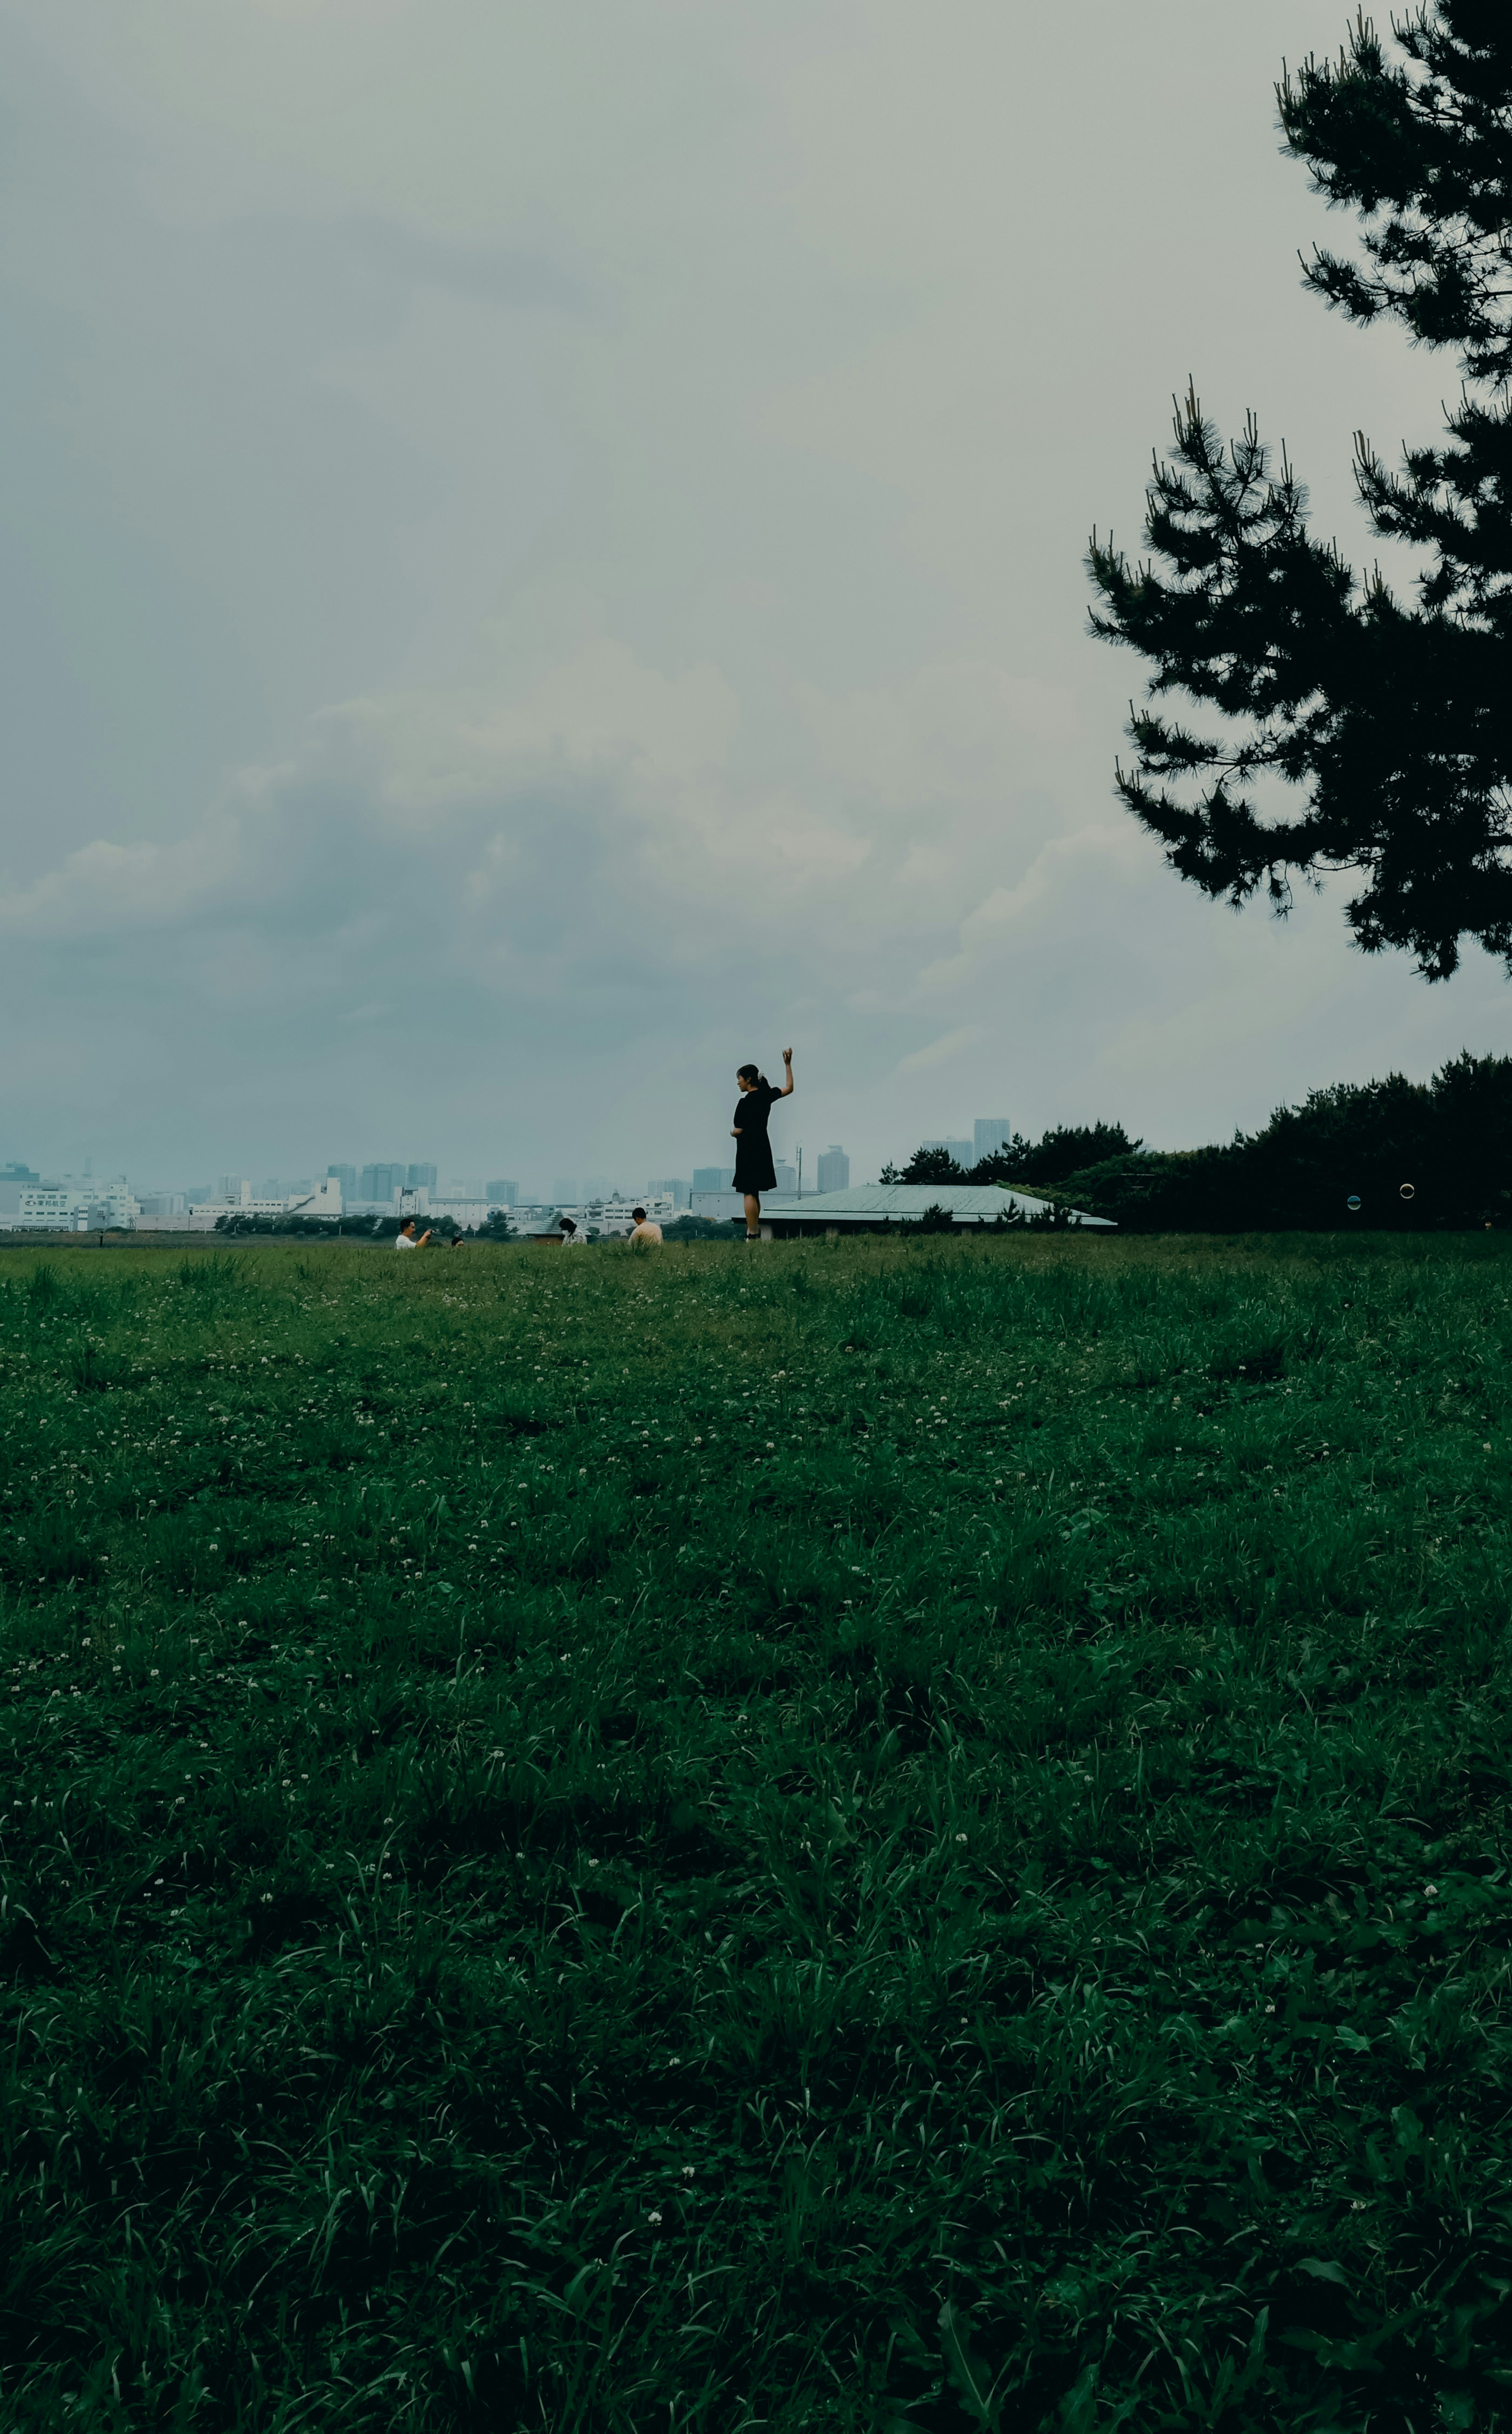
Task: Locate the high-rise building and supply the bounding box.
[328,1164,357,1197]
[921,1139,974,1170]
[359,1162,405,1204]
[974,1117,1012,1162]
[647,1177,690,1210]
[485,1179,518,1207]
[407,1162,437,1191]
[692,1165,727,1194]
[817,1144,849,1193]
[772,1161,797,1194]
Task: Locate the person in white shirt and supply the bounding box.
[628,1206,663,1245]
[557,1215,587,1248]
[395,1218,432,1250]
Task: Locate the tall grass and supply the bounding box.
[0,1234,1509,2429]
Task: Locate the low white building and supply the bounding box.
[756,1184,1115,1237]
[0,1177,139,1230]
[1,1188,88,1232]
[136,1209,224,1232]
[577,1192,675,1237]
[285,1178,343,1219]
[528,1193,677,1239]
[182,1177,345,1225]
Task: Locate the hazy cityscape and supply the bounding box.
[0,1122,1016,1232]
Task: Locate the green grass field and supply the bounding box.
[2,1234,1510,2432]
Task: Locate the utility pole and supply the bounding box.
[797,1148,802,1199]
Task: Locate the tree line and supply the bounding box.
[888,1053,1512,1231]
[213,1209,518,1241]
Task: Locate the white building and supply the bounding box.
[550,1192,676,1237]
[285,1178,343,1218]
[0,1176,138,1230]
[183,1177,343,1224]
[3,1187,88,1232]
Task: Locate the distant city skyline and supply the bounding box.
[0,1131,930,1208]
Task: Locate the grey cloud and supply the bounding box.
[338,217,589,313]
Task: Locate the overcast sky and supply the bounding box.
[0,0,1502,1192]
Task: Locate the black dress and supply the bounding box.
[731,1082,781,1193]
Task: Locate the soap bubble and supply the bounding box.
[1399,1183,1416,1202]
[1346,1195,1361,1211]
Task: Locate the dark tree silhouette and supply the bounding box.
[1088,4,1512,980]
[885,1125,1140,1187]
[972,1123,1140,1185]
[889,1147,969,1185]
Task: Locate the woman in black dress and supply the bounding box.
[731,1048,794,1239]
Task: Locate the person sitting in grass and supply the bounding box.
[395,1218,432,1250]
[732,1046,794,1239]
[557,1215,587,1249]
[628,1206,662,1245]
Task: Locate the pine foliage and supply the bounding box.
[1088,4,1512,980]
[889,1126,1140,1189]
[1054,1049,1512,1230]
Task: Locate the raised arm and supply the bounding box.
[778,1047,794,1098]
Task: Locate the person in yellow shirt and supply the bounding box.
[628,1206,662,1245]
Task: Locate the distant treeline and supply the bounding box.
[213,1210,517,1241]
[889,1054,1512,1232]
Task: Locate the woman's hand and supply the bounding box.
[782,1046,793,1065]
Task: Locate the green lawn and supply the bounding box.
[2,1234,1510,2431]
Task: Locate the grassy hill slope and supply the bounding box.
[1,1235,1509,2430]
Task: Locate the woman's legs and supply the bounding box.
[743,1192,761,1239]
